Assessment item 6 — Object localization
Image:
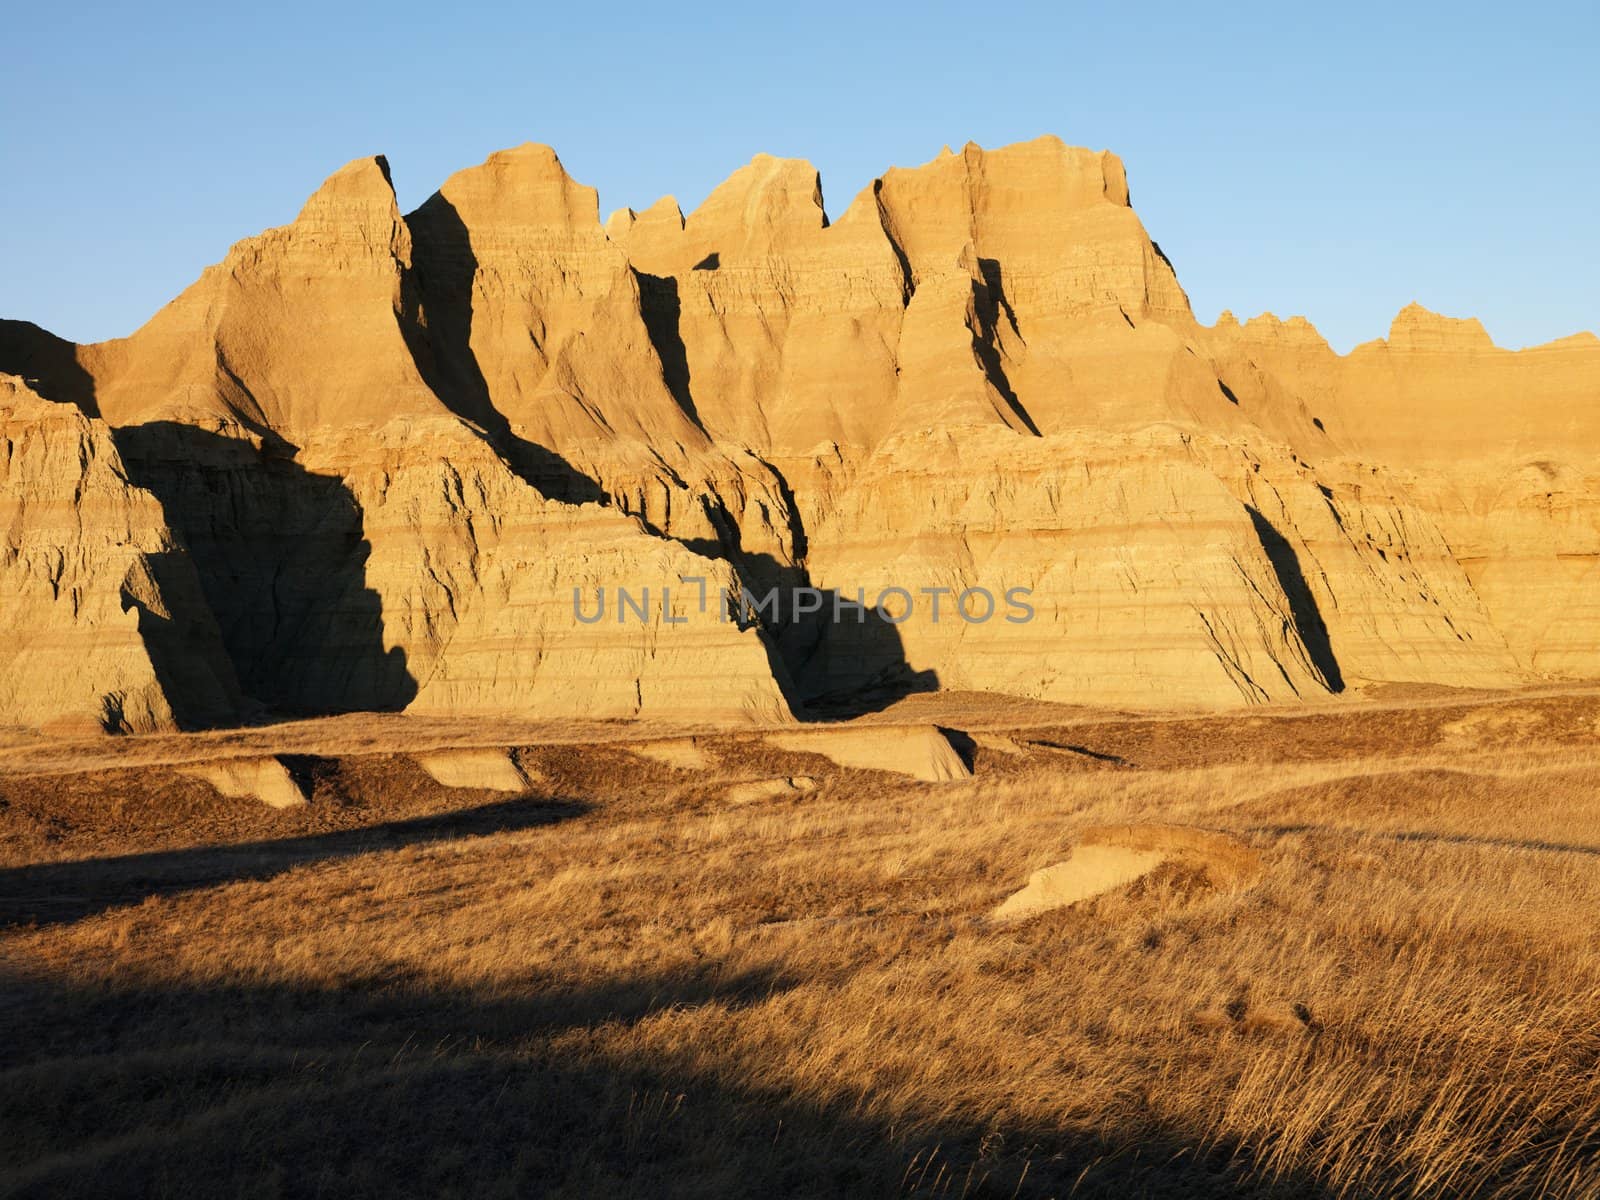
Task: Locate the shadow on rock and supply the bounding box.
[111,422,417,716]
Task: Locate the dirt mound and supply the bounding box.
[724,776,818,804]
[176,756,307,809]
[972,732,1027,756]
[629,739,711,770]
[414,748,531,792]
[993,824,1259,922]
[765,725,971,782]
[1438,706,1544,747]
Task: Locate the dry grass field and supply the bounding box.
[3,688,1600,1197]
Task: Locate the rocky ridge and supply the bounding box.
[2,136,1595,730]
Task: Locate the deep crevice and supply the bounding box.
[872,179,916,305]
[634,270,706,433]
[970,261,1040,436]
[402,193,606,507]
[1246,504,1345,693]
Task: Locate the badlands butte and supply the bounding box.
[3,135,1599,733]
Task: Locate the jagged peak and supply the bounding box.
[1221,312,1334,352]
[268,154,414,269]
[636,194,685,229]
[1527,330,1600,351]
[419,142,600,232]
[473,141,586,196]
[0,319,98,415]
[1387,302,1496,352]
[883,135,1130,209]
[686,154,827,236]
[293,155,400,225]
[486,141,564,165]
[0,371,61,416]
[607,195,686,259]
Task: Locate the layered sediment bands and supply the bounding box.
[315,422,793,723]
[616,153,915,457]
[110,419,417,714]
[1215,306,1600,677]
[1374,462,1600,677]
[405,145,800,567]
[0,377,240,731]
[1,136,1597,729]
[1193,440,1520,690]
[81,156,448,437]
[795,427,1334,706]
[0,152,790,729]
[779,423,1523,706]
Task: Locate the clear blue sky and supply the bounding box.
[3,1,1595,352]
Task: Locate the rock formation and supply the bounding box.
[992,824,1261,922]
[767,725,971,782]
[176,756,308,809]
[1,137,1596,731]
[414,748,532,792]
[0,375,240,732]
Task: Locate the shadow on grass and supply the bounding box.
[1253,823,1600,859]
[1027,740,1135,768]
[0,961,1337,1199]
[0,798,587,930]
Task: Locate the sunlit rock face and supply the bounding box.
[2,137,1596,729]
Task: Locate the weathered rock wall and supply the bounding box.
[1,137,1595,730]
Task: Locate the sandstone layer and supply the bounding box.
[2,137,1596,731]
[0,375,240,733]
[175,756,308,809]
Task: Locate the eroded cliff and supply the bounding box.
[1,137,1594,730]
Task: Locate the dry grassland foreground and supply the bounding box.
[0,687,1598,1197]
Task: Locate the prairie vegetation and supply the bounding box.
[2,689,1599,1197]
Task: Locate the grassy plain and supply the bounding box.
[2,688,1599,1197]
